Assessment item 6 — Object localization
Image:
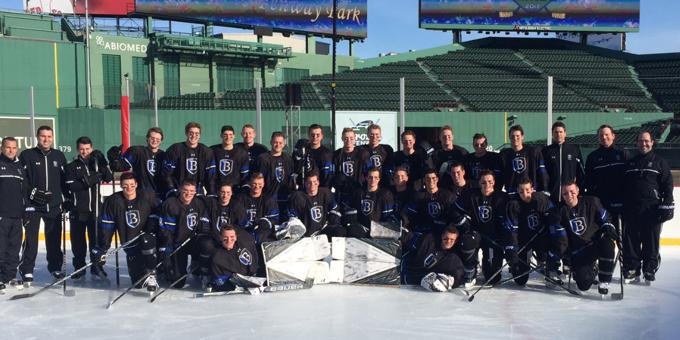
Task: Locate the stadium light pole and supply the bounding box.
[84,0,92,107]
[331,0,337,149]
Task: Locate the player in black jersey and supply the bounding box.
[158,180,211,287]
[348,168,396,238]
[432,125,468,177]
[333,127,369,206]
[438,161,470,198]
[542,122,585,204]
[209,225,260,292]
[161,122,216,197]
[404,224,465,292]
[393,130,433,189]
[211,125,250,193]
[464,133,503,190]
[0,137,26,290]
[234,172,279,244]
[254,132,295,220]
[287,172,341,236]
[391,166,414,222]
[405,169,457,235]
[108,127,165,195]
[500,125,549,195]
[360,124,394,187]
[235,124,268,172]
[94,173,160,291]
[303,124,334,188]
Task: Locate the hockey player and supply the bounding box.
[287,171,341,236]
[622,131,674,284]
[348,168,396,237]
[432,125,468,176]
[505,178,561,286]
[18,126,68,284]
[542,122,585,204]
[391,166,414,220]
[556,181,617,294]
[107,127,165,195]
[0,137,27,291]
[209,225,260,292]
[234,172,279,243]
[93,173,159,290]
[210,125,250,193]
[438,161,470,197]
[64,136,113,278]
[235,124,268,171]
[333,127,369,206]
[405,169,457,236]
[360,124,394,186]
[161,122,216,197]
[392,130,433,189]
[253,132,295,219]
[500,125,549,195]
[452,170,510,286]
[405,224,465,292]
[158,180,211,287]
[464,133,503,190]
[303,124,334,188]
[585,125,629,233]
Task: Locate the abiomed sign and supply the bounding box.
[94,35,148,54]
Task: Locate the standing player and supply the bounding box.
[500,125,549,195]
[235,124,268,171]
[432,125,468,176]
[453,170,510,286]
[158,181,211,287]
[543,122,585,204]
[439,161,470,197]
[393,130,433,188]
[360,124,394,186]
[333,127,369,206]
[95,173,159,290]
[107,127,165,195]
[622,131,674,284]
[64,136,113,278]
[209,225,260,292]
[303,124,334,188]
[556,181,617,294]
[211,125,250,193]
[0,137,26,291]
[348,168,396,238]
[18,126,68,284]
[464,133,503,190]
[253,132,295,219]
[287,172,341,236]
[162,122,216,197]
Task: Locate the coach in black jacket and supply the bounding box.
[542,122,585,204]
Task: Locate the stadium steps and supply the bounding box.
[414,60,470,111]
[512,51,547,76]
[627,65,663,111]
[308,81,331,110]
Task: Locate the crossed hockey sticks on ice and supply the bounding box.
[10,232,147,301]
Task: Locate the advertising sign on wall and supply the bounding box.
[333,111,398,150]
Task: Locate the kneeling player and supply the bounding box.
[405,224,467,292]
[210,225,260,291]
[95,173,160,291]
[556,181,617,294]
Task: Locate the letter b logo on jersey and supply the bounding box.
[219,159,234,176]
[246,209,257,224]
[125,210,141,229]
[186,213,198,231]
[527,214,540,230]
[239,249,252,266]
[512,157,526,173]
[342,161,354,176]
[427,202,442,218]
[275,165,284,183]
[147,160,156,176]
[569,217,587,235]
[370,155,382,168]
[361,199,374,215]
[310,205,323,223]
[186,158,198,175]
[478,206,492,223]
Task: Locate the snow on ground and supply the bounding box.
[2,246,680,340]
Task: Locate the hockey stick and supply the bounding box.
[148,271,191,303]
[193,276,315,298]
[468,227,546,302]
[106,234,196,309]
[112,175,120,287]
[10,232,146,301]
[62,213,75,297]
[610,219,625,300]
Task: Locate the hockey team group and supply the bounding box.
[0,120,674,300]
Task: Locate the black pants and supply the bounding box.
[480,240,504,285]
[457,231,481,282]
[623,208,662,276]
[571,237,616,291]
[511,233,561,285]
[0,217,23,282]
[124,233,157,284]
[167,238,200,287]
[19,211,63,275]
[70,213,97,271]
[198,234,219,276]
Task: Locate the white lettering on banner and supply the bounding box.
[334,111,398,150]
[95,35,148,54]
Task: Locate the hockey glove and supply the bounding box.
[106,145,123,163]
[657,204,675,223]
[90,247,107,267]
[29,188,52,205]
[600,223,618,241]
[420,272,455,292]
[90,149,108,170]
[418,140,435,158]
[82,173,102,187]
[61,199,74,212]
[504,246,519,266]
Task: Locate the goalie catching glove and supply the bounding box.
[420,272,456,292]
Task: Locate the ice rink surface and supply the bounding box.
[2,246,680,340]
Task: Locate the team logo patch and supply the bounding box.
[423,252,438,268]
[147,159,156,176]
[275,165,284,183]
[472,165,482,180]
[246,209,257,224]
[512,157,526,173]
[370,155,382,168]
[427,202,442,218]
[217,215,231,232]
[527,213,540,230]
[478,205,492,223]
[310,205,323,223]
[219,159,234,176]
[125,210,141,228]
[186,157,198,175]
[239,249,252,266]
[569,217,587,236]
[53,161,58,167]
[361,199,374,215]
[186,212,198,231]
[342,161,355,176]
[567,154,573,161]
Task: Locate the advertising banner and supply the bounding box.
[25,0,135,16]
[334,111,398,150]
[0,116,58,153]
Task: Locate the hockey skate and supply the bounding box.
[9,279,24,291]
[598,282,609,295]
[545,271,564,289]
[464,277,476,289]
[0,282,5,294]
[142,274,158,293]
[643,272,655,286]
[22,273,33,288]
[623,270,640,284]
[51,271,65,281]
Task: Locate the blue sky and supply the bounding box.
[3,0,679,58]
